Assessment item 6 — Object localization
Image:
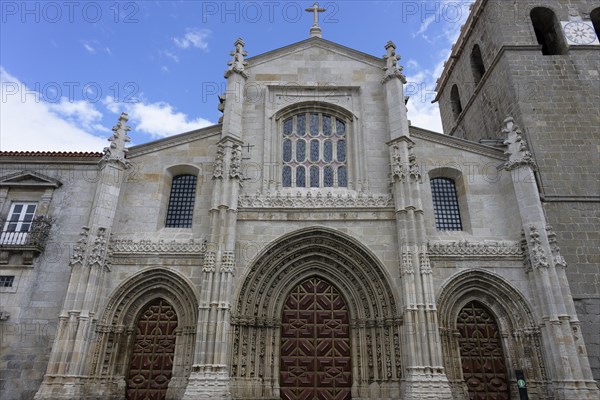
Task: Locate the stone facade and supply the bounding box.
[435,0,600,383]
[1,3,599,400]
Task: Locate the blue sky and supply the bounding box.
[1,1,472,151]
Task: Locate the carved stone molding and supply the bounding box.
[238,190,394,209]
[546,225,567,268]
[390,143,420,184]
[110,238,207,256]
[427,240,523,259]
[527,226,549,270]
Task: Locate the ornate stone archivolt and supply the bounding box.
[437,270,550,400]
[231,227,402,399]
[86,268,199,400]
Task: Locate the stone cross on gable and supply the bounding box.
[305,2,325,38]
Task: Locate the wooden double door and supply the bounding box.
[280,277,352,400]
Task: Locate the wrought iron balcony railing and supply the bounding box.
[0,215,53,251]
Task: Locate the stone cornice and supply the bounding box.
[127,125,221,158]
[409,126,507,161]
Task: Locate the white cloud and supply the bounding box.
[173,28,211,50]
[404,56,447,133]
[0,67,108,152]
[104,96,213,138]
[164,50,180,63]
[83,42,96,54]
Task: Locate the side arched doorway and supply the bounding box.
[88,268,199,400]
[437,270,550,400]
[231,227,402,400]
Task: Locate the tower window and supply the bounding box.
[530,7,567,55]
[450,85,463,122]
[591,8,600,41]
[281,112,348,188]
[470,44,486,86]
[431,178,462,231]
[165,174,197,228]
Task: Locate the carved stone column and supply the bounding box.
[503,117,599,399]
[35,114,131,399]
[382,41,451,399]
[183,38,249,400]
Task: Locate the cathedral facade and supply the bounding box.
[1,1,599,400]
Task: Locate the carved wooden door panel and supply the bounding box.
[457,301,510,400]
[280,277,351,400]
[126,299,178,400]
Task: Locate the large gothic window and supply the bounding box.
[126,299,178,400]
[431,177,463,231]
[282,112,348,188]
[280,277,351,400]
[165,174,197,228]
[457,301,510,400]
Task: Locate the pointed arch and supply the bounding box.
[88,268,199,400]
[231,227,402,399]
[437,269,550,399]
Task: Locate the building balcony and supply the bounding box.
[0,215,53,264]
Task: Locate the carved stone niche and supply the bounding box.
[0,171,60,265]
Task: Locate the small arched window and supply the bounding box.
[165,174,197,228]
[591,8,600,41]
[450,85,463,122]
[470,44,486,86]
[282,111,348,188]
[530,7,567,55]
[430,177,462,231]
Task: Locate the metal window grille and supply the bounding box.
[165,175,197,228]
[431,178,462,231]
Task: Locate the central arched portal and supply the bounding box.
[231,228,402,400]
[280,277,351,400]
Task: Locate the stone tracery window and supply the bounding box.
[282,112,348,188]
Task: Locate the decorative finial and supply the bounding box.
[305,2,326,38]
[382,41,406,84]
[500,117,538,171]
[225,38,248,78]
[102,112,131,168]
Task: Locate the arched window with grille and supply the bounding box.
[165,174,197,228]
[430,177,463,231]
[281,111,348,188]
